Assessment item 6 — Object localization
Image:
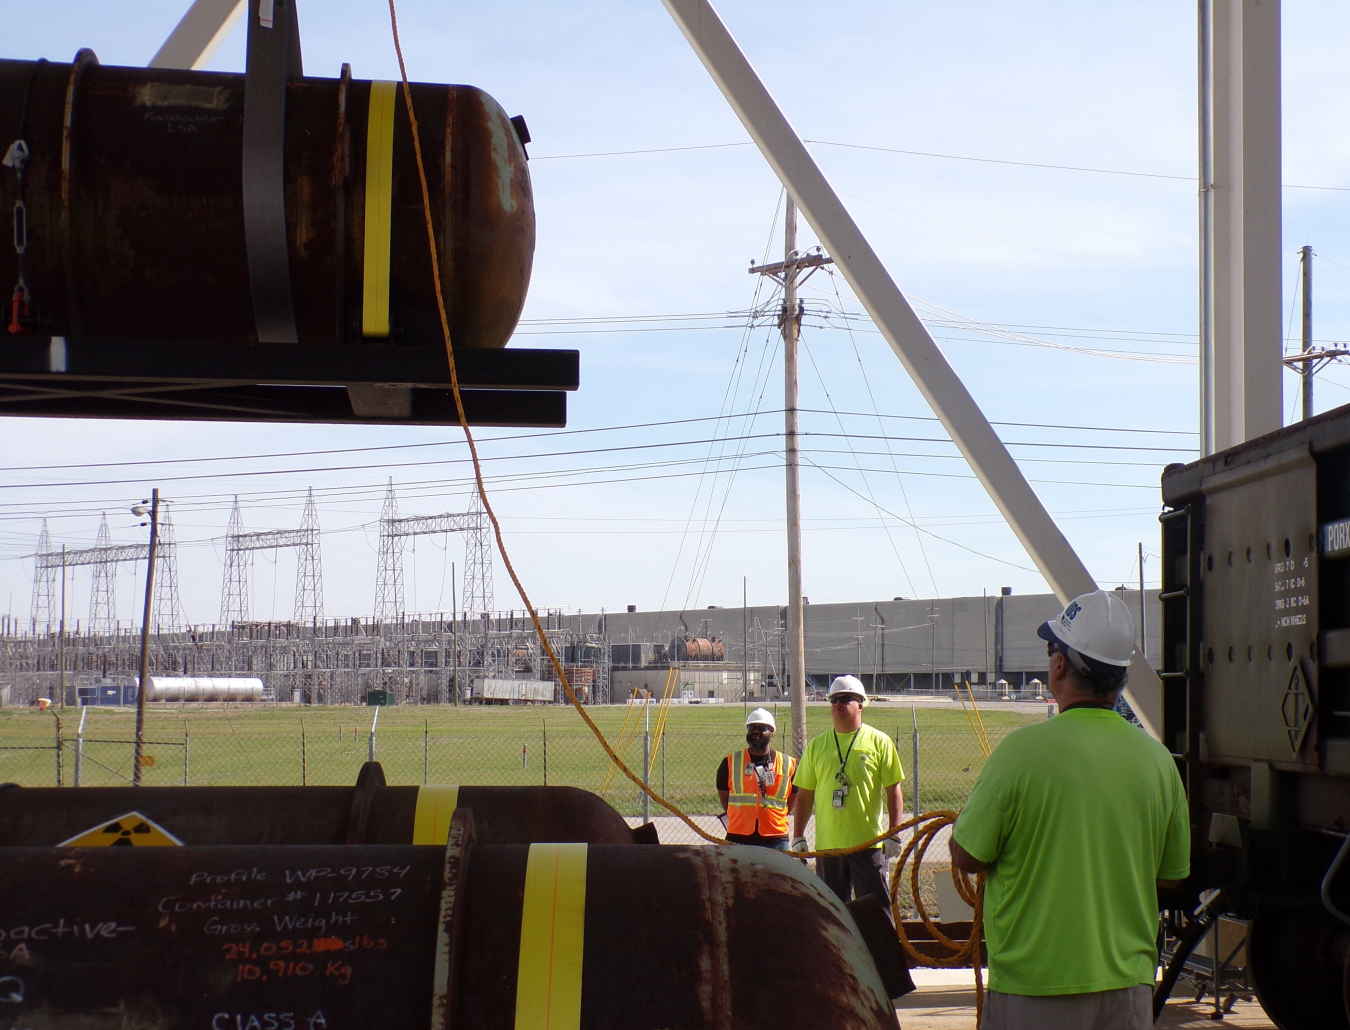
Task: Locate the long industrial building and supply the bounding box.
[0,589,1158,706]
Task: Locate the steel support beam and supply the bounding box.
[1203,0,1283,453]
[660,0,1162,736]
[149,0,246,70]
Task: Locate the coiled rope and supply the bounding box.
[890,810,986,1024]
[384,4,985,1021]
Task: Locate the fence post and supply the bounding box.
[642,729,651,825]
[301,720,307,787]
[53,711,63,787]
[368,706,379,763]
[423,719,429,785]
[910,705,920,817]
[74,706,88,787]
[542,718,548,787]
[184,723,190,786]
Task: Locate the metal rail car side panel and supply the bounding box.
[1161,403,1350,1028]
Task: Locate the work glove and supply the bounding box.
[789,836,810,859]
[883,835,903,859]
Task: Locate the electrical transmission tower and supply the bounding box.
[462,490,494,617]
[29,521,58,632]
[220,499,250,626]
[31,515,183,635]
[293,489,324,624]
[88,515,118,633]
[153,507,185,633]
[219,492,324,627]
[373,482,493,623]
[373,482,404,624]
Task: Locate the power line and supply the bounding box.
[528,135,1350,192]
[0,422,1194,486]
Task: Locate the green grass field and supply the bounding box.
[0,700,1037,820]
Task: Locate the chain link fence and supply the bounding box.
[0,702,1048,848]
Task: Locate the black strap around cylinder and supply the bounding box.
[242,0,302,344]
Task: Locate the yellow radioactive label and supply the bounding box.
[59,811,184,847]
[413,785,460,845]
[514,843,587,1030]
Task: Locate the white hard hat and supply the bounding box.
[1037,589,1136,668]
[745,707,776,730]
[827,675,867,704]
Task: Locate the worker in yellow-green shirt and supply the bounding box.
[790,675,905,912]
[951,590,1189,1030]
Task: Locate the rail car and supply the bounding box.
[1159,401,1350,1027]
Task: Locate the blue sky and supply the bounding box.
[3,0,1350,628]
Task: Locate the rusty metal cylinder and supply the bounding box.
[0,839,897,1029]
[0,767,638,847]
[0,55,533,346]
[672,636,725,662]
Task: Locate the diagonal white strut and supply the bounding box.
[149,0,245,70]
[660,0,1162,738]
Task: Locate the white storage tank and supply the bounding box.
[143,677,265,702]
[473,678,555,703]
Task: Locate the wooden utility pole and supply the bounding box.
[1138,542,1147,663]
[742,576,749,712]
[783,198,806,756]
[133,489,160,785]
[58,545,67,710]
[1302,245,1313,421]
[451,562,458,705]
[750,199,831,757]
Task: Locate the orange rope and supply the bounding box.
[385,9,986,1018]
[890,811,985,1025]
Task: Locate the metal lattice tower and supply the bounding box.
[294,488,324,625]
[219,499,251,627]
[32,519,177,635]
[374,482,493,623]
[220,492,324,627]
[373,481,404,624]
[29,521,58,633]
[152,507,185,634]
[88,515,118,633]
[463,490,494,617]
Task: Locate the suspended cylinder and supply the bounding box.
[0,55,533,346]
[0,771,640,847]
[0,838,898,1029]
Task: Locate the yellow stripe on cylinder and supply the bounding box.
[362,80,398,337]
[412,785,460,845]
[515,842,587,1030]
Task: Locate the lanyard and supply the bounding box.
[833,730,858,783]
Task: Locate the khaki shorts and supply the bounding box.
[982,985,1152,1030]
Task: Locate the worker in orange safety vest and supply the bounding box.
[716,707,798,850]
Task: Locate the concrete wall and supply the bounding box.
[612,666,763,703]
[559,590,1161,693]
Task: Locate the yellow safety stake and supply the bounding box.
[515,843,587,1030]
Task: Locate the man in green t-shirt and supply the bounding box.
[951,590,1189,1030]
[790,675,904,910]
